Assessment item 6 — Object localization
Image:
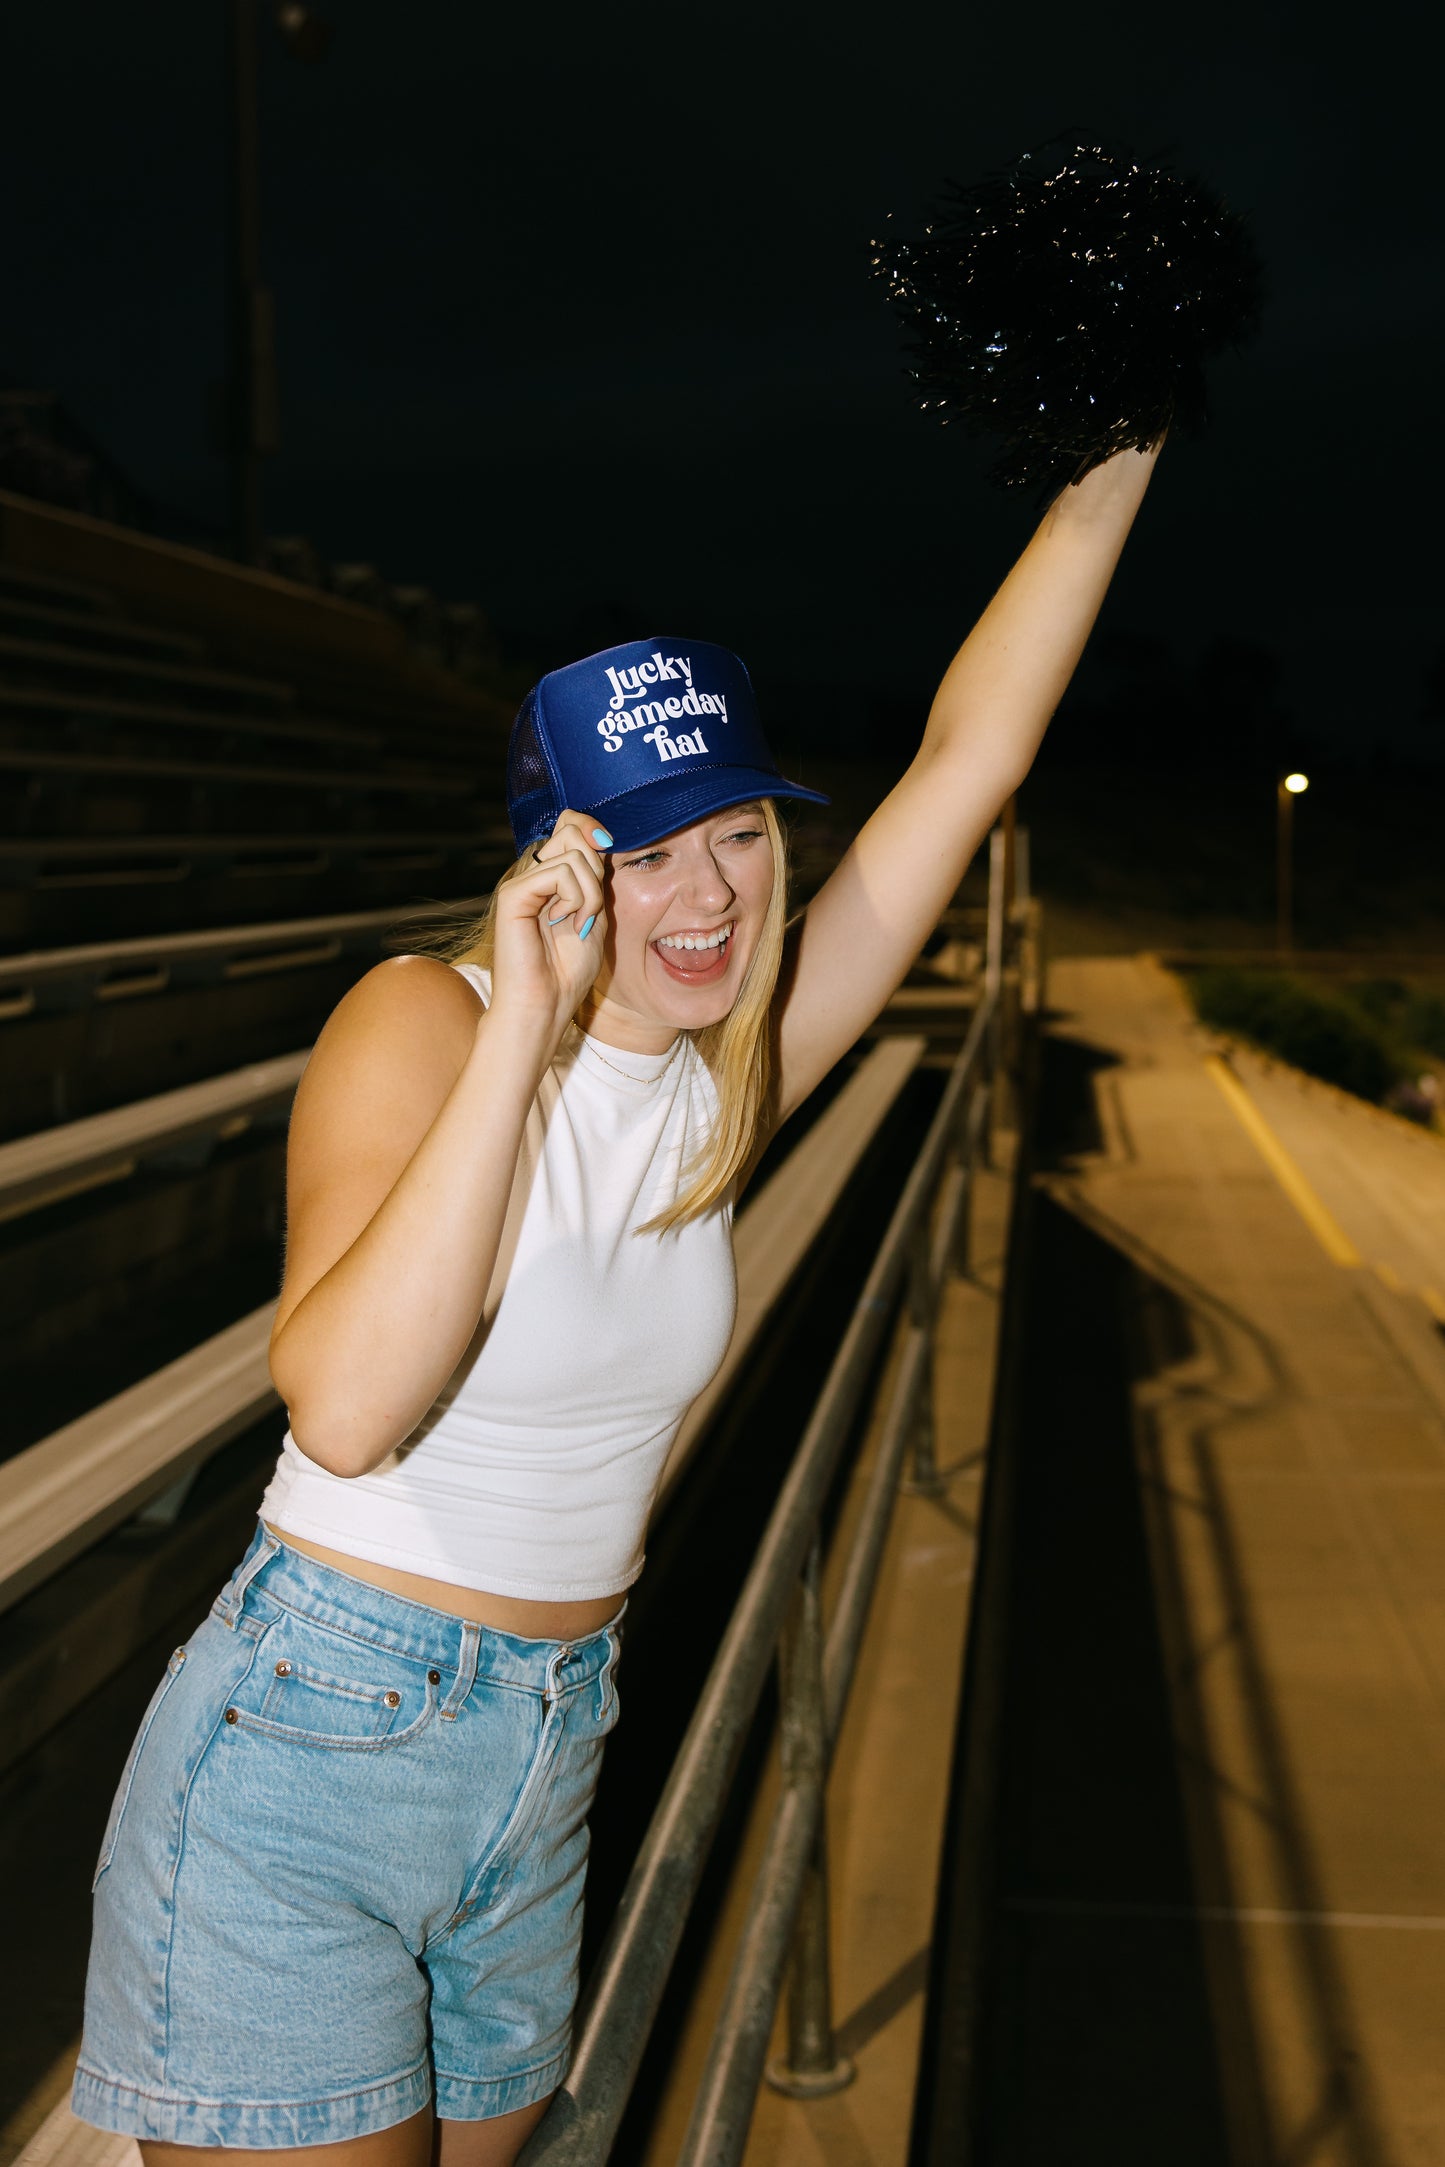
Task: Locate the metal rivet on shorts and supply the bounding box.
[383,1690,401,1708]
[274,1660,292,1677]
[224,1707,238,1724]
[172,1648,187,1664]
[427,1670,441,1686]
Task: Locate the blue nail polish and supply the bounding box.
[592,827,613,847]
[579,914,596,940]
[548,912,570,926]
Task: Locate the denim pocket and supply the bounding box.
[226,1615,437,1752]
[92,1643,190,1889]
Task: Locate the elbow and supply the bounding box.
[269,1328,418,1477]
[289,1423,376,1481]
[272,1369,396,1481]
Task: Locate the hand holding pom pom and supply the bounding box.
[870,137,1263,498]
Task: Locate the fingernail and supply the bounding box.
[592,827,613,847]
[580,915,597,940]
[548,912,570,926]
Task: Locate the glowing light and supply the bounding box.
[1283,772,1309,794]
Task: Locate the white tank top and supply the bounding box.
[258,963,738,1600]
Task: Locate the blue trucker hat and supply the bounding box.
[506,636,829,854]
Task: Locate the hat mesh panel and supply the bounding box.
[506,692,561,850]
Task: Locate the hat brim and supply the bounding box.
[567,766,829,853]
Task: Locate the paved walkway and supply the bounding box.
[1038,955,1445,2167]
[1223,1037,1445,1322]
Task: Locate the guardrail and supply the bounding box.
[0,1049,306,1222]
[0,902,494,1012]
[906,881,1041,2167]
[0,829,498,880]
[0,1304,279,1617]
[521,828,1034,2166]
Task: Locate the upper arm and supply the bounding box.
[271,955,484,1343]
[773,741,1016,1120]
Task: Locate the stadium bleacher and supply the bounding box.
[0,488,514,1459]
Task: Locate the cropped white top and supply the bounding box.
[258,963,738,1599]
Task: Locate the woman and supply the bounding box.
[74,441,1159,2167]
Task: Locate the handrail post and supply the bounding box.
[951,1078,987,1282]
[951,1148,973,1286]
[984,827,1008,1150]
[901,1213,944,1499]
[764,1534,855,2100]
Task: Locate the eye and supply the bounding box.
[718,826,765,846]
[621,848,667,871]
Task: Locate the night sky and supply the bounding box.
[1,1,1436,763]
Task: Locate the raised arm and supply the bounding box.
[773,441,1161,1118]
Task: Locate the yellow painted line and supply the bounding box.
[1423,1287,1445,1327]
[1203,1055,1362,1269]
[1374,1260,1405,1292]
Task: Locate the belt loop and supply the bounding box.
[440,1622,481,1721]
[597,1625,621,1722]
[216,1525,280,1628]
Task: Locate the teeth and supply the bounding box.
[658,922,733,953]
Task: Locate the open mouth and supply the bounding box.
[652,920,734,985]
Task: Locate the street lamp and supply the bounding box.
[227,0,332,565]
[1276,771,1309,957]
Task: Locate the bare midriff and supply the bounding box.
[263,1524,627,1641]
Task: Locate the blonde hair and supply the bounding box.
[400,798,790,1232]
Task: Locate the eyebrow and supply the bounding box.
[619,807,766,859]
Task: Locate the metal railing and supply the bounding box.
[521,828,1036,2166]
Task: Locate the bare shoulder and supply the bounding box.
[300,947,483,1106]
[294,952,486,1124]
[314,952,483,1051]
[336,950,484,1023]
[275,955,487,1327]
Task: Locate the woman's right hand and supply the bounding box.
[489,809,611,1048]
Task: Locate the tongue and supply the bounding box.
[661,940,726,974]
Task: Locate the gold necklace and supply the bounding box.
[577,1029,684,1086]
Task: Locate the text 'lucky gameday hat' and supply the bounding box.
[506,637,829,854]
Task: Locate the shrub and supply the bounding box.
[1348,976,1410,1025]
[1404,993,1445,1060]
[1186,969,1413,1103]
[1337,978,1445,1068]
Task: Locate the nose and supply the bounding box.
[682,845,735,916]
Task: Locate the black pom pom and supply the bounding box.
[870,137,1263,495]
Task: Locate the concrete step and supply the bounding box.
[0,632,294,708]
[0,595,204,660]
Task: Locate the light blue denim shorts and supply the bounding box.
[72,1523,624,2147]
